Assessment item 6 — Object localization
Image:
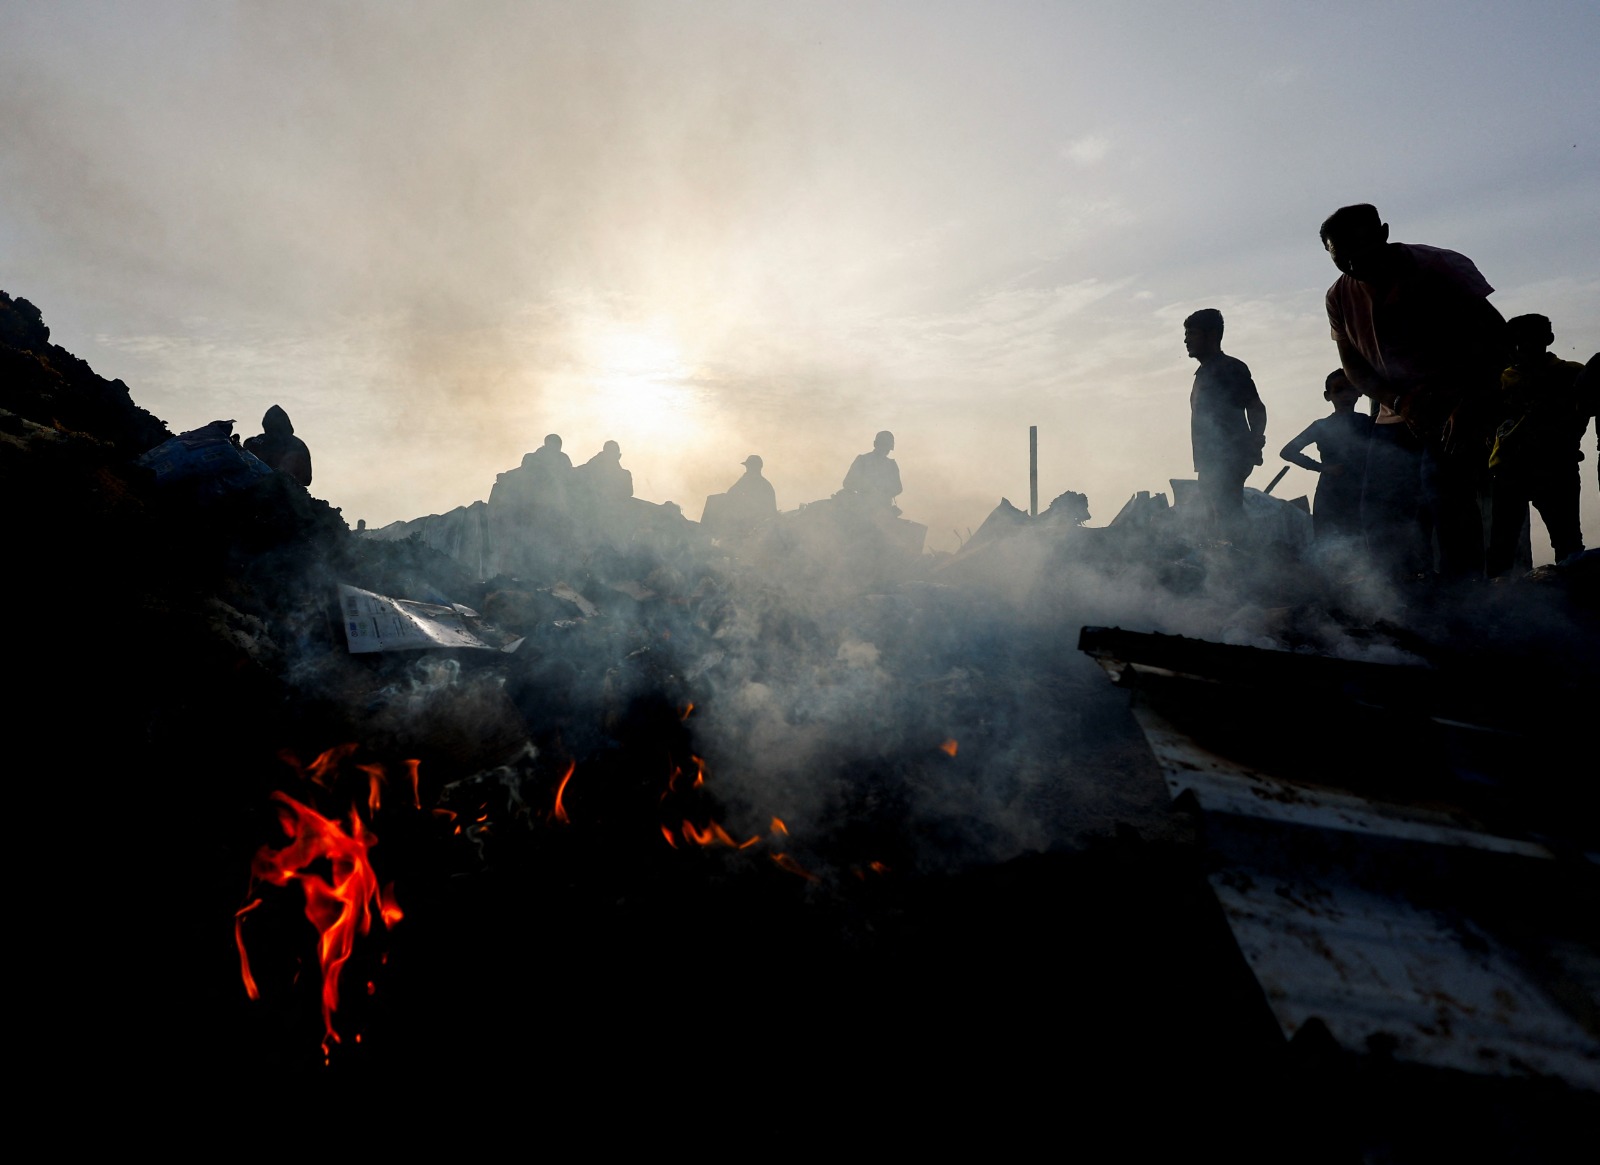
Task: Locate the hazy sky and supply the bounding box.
[5,1,1597,553]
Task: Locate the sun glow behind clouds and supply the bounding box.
[577,318,703,445]
[548,313,742,507]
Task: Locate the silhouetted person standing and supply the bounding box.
[1321,203,1506,579]
[243,405,312,487]
[1280,369,1373,542]
[1185,309,1266,538]
[1485,315,1586,576]
[842,431,903,512]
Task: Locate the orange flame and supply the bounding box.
[302,745,360,784]
[770,817,789,836]
[358,763,386,813]
[680,820,761,849]
[681,820,718,846]
[552,759,576,824]
[235,898,263,1001]
[771,853,819,882]
[938,739,958,758]
[660,825,678,848]
[241,792,400,1052]
[680,702,695,721]
[402,758,421,809]
[379,882,403,927]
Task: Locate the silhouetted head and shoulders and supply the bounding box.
[1281,370,1373,472]
[526,433,573,472]
[1183,308,1248,373]
[714,454,777,531]
[1320,203,1493,299]
[1504,314,1582,381]
[584,439,622,466]
[243,404,312,487]
[1184,309,1258,403]
[1498,315,1585,440]
[728,454,776,504]
[1322,368,1371,429]
[577,439,633,498]
[1320,202,1505,449]
[843,430,902,504]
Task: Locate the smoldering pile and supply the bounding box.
[11,290,1596,1147]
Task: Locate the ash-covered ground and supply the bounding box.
[8,291,1595,1156]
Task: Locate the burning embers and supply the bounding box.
[235,747,412,1058]
[649,712,822,880]
[236,712,922,1058]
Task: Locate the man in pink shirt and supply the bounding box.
[1320,204,1506,580]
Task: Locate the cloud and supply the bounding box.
[1062,133,1111,166]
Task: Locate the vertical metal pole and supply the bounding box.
[1029,425,1038,518]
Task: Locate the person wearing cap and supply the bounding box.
[727,454,777,517]
[700,453,777,538]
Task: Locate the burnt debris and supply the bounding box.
[9,289,1596,1155]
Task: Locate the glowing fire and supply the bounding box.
[359,762,386,813]
[770,853,819,882]
[552,759,576,824]
[679,819,762,849]
[276,742,361,786]
[939,738,958,757]
[234,898,263,1001]
[656,757,822,881]
[237,791,402,1055]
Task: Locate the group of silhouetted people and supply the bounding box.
[702,430,904,538]
[252,199,1596,586]
[1187,202,1597,580]
[493,434,637,515]
[480,427,909,545]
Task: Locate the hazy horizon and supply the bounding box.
[6,1,1597,553]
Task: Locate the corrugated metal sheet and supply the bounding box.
[1081,626,1600,1090]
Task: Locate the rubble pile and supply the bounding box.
[10,290,1594,1151]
